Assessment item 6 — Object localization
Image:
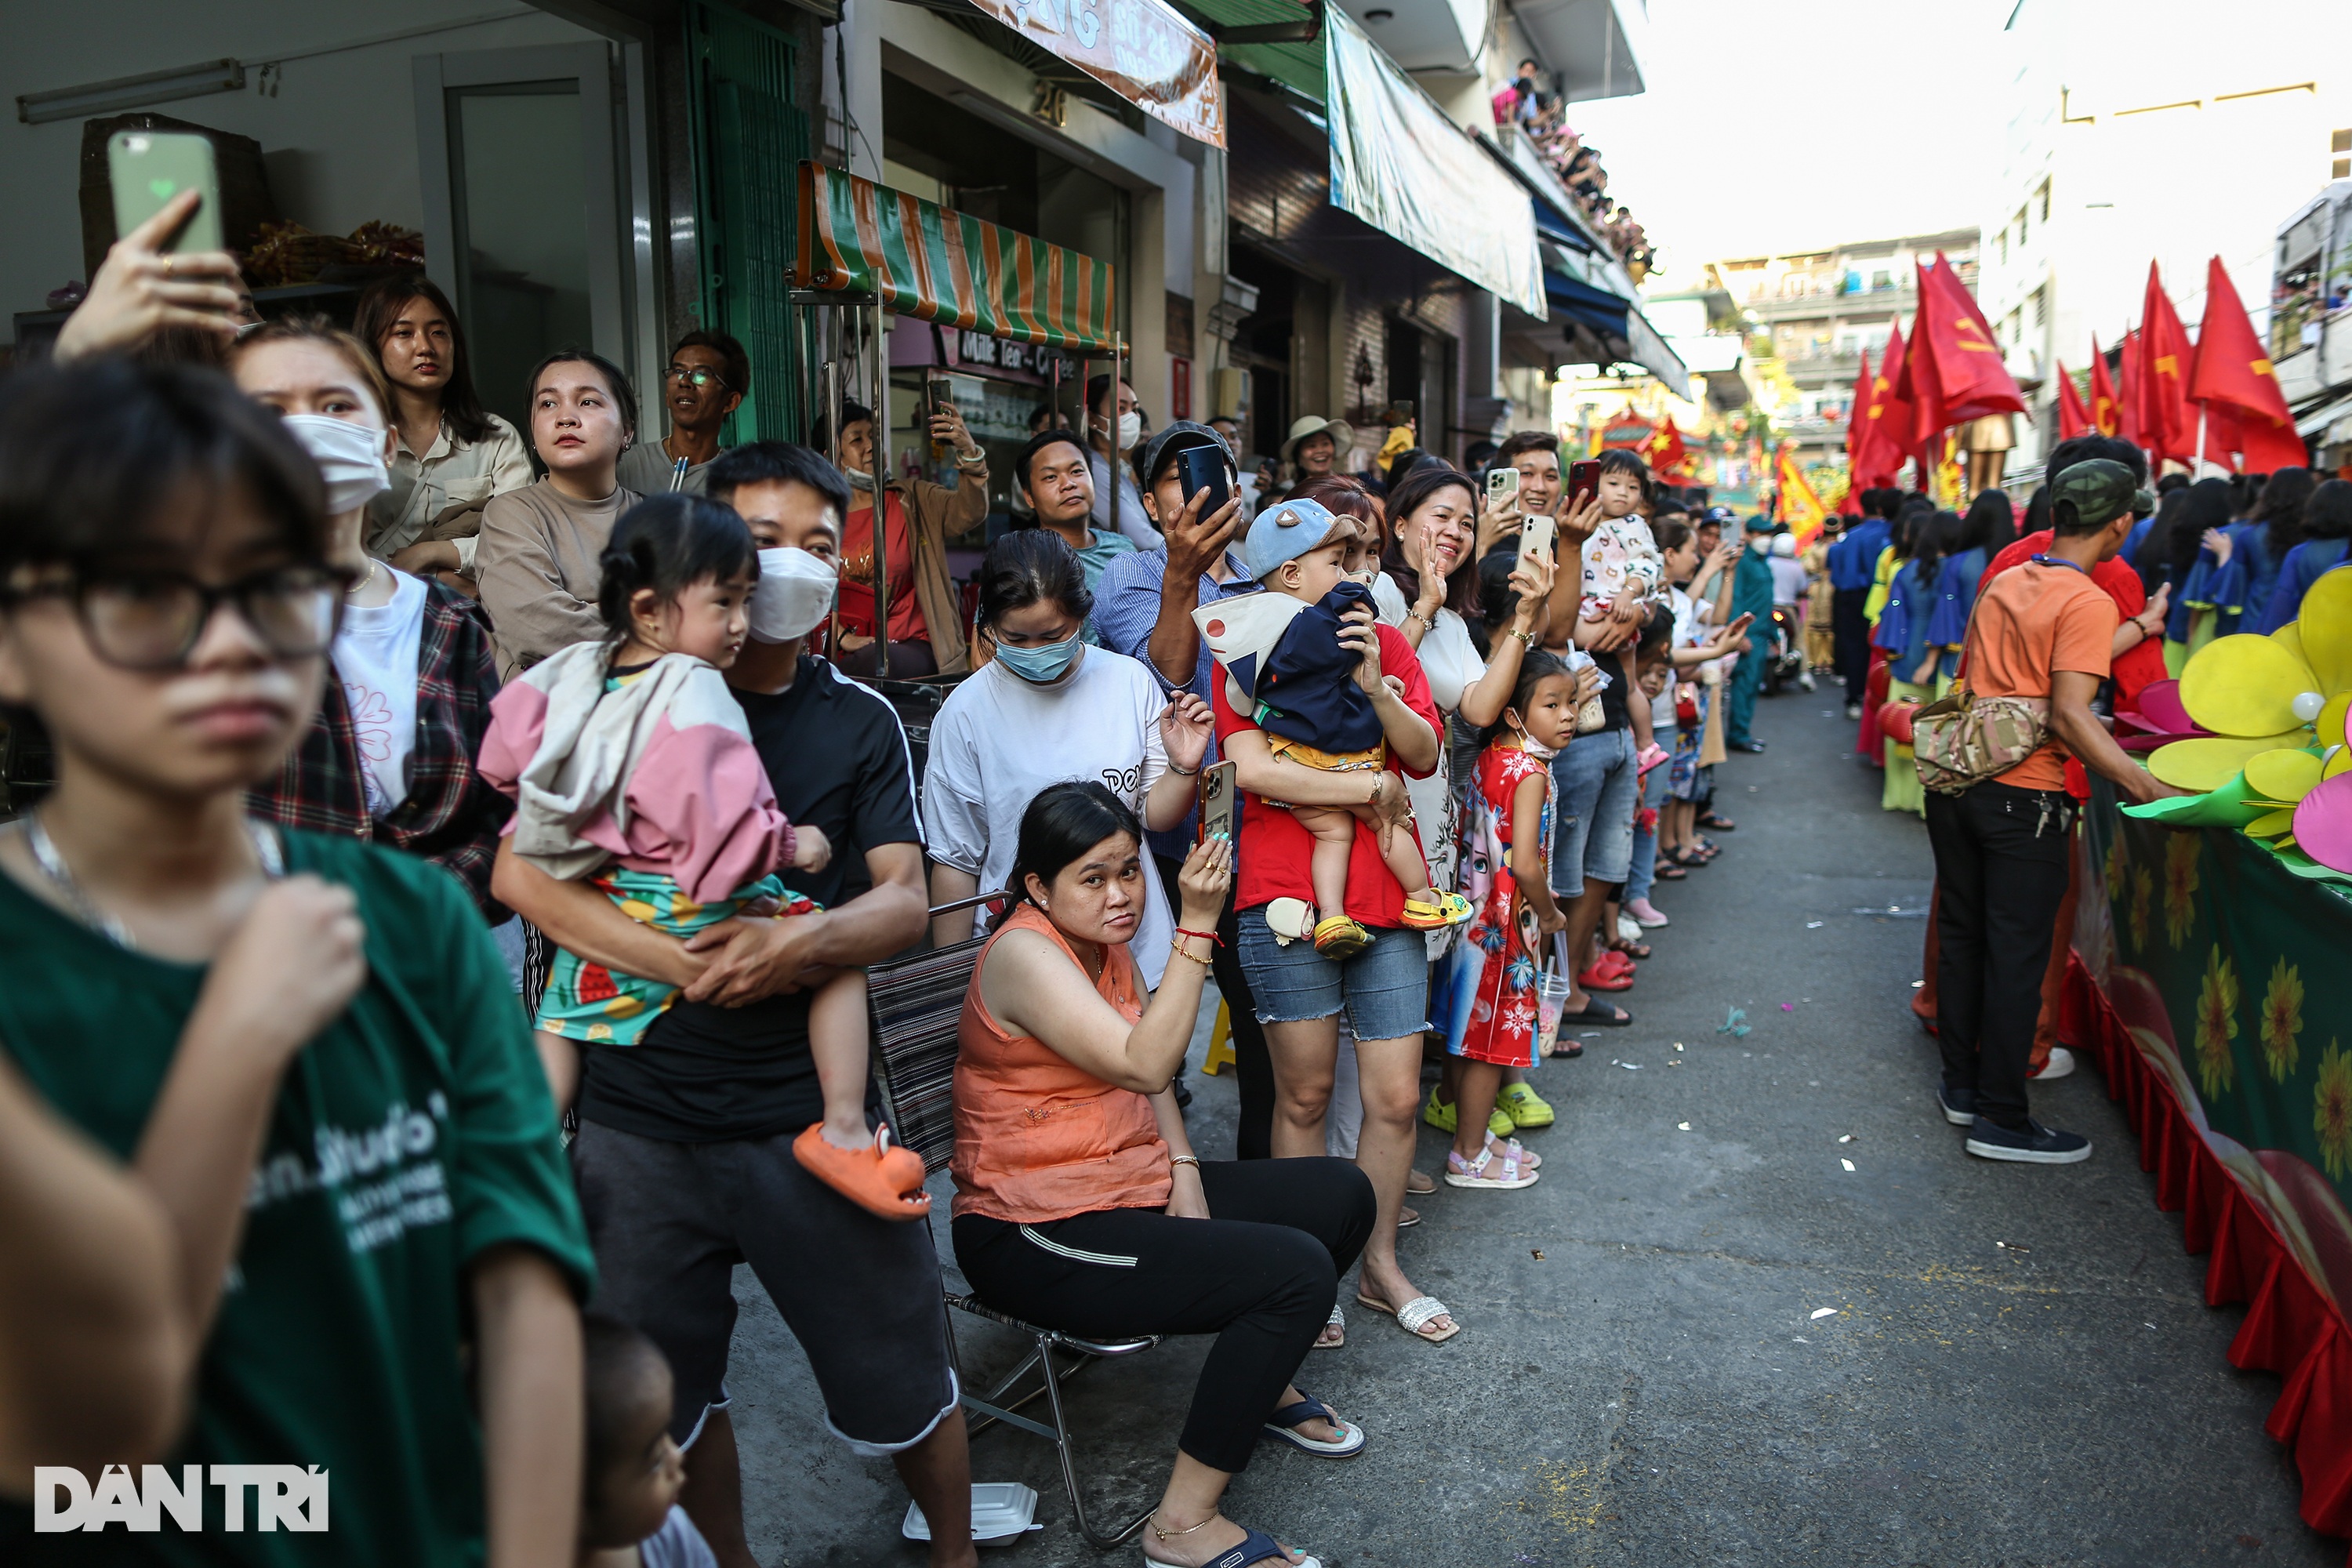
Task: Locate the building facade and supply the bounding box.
[1976,0,2350,477]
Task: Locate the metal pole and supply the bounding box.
[872,299,891,681]
[823,346,843,661]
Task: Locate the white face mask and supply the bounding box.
[844,467,877,492]
[1116,411,1142,451]
[748,546,839,643]
[280,413,389,514]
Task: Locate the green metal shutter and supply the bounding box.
[688,2,811,445]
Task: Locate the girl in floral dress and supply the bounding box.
[1441,652,1577,1189]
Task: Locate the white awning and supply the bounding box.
[1323,5,1545,318]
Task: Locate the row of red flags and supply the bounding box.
[1841,253,2302,499]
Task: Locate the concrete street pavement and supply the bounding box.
[728,697,2336,1566]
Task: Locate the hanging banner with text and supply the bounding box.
[960,0,1224,147]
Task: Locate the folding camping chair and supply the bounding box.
[866,894,1160,1548]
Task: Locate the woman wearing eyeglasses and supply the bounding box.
[230,315,513,918]
[0,359,593,1559]
[616,331,748,497]
[351,275,532,591]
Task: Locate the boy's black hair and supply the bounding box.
[597,493,757,640]
[706,440,851,523]
[0,360,327,580]
[528,350,638,445]
[671,329,752,399]
[583,1312,670,1488]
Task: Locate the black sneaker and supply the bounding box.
[1936,1083,1976,1127]
[1965,1116,2091,1164]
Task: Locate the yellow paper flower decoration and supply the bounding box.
[2260,957,2304,1082]
[2194,946,2240,1100]
[2103,832,2129,898]
[2129,866,2152,953]
[2151,567,2352,798]
[2164,832,2200,948]
[2318,1041,2352,1181]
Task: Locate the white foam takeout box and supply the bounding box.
[902,1482,1044,1546]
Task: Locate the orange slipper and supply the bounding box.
[792,1123,933,1222]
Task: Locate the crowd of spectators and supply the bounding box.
[1491,60,1655,276]
[0,193,1800,1568]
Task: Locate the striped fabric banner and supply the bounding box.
[790,162,1117,354]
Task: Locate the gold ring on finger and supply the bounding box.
[161,256,176,277]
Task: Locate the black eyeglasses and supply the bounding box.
[6,564,356,670]
[666,365,735,391]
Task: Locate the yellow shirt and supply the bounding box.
[1863,545,1896,625]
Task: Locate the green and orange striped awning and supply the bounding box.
[789,162,1117,354]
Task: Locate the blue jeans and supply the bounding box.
[1236,916,1431,1044]
[1549,725,1638,898]
[1624,753,1671,905]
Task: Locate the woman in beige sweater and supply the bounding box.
[476,351,644,679]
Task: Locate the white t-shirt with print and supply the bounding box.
[923,646,1175,986]
[332,568,428,819]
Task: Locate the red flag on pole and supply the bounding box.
[1640,414,1689,477]
[2054,361,2090,441]
[1845,348,1874,471]
[1896,254,2026,451]
[2187,255,2307,473]
[1857,320,1912,488]
[2114,330,2140,446]
[2134,263,2195,464]
[2087,336,2122,437]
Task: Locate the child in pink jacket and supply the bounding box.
[480,495,927,1219]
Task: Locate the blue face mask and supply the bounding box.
[993,632,1084,684]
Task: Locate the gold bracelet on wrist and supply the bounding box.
[1169,936,1214,966]
[1505,626,1537,648]
[1169,1154,1200,1169]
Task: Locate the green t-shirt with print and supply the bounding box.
[0,831,593,1566]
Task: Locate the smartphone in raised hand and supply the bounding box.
[107,131,223,254]
[1567,459,1602,510]
[1198,760,1238,845]
[1486,464,1521,510]
[1521,514,1557,568]
[1175,443,1232,521]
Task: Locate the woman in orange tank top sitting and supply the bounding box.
[950,782,1376,1568]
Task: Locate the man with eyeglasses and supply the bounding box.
[617,330,750,497]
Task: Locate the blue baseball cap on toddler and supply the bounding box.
[1243,496,1343,582]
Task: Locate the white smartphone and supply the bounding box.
[1486,465,1521,508]
[1521,514,1557,568]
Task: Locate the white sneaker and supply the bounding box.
[2030,1045,2076,1081]
[1798,671,1817,691]
[1617,913,1643,944]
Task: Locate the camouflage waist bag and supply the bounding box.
[1911,688,2051,795]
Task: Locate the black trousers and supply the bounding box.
[1159,855,1276,1160]
[1832,586,1871,703]
[953,1157,1374,1473]
[1922,782,2074,1129]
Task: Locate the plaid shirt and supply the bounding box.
[249,581,512,916]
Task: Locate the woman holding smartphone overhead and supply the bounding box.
[352,276,532,589]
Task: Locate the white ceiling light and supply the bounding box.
[18,59,245,126]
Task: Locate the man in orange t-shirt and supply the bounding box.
[1926,459,2181,1166]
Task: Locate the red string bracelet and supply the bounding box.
[1173,927,1224,946]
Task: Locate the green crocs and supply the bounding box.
[1421,1087,1515,1138]
[1497,1081,1555,1130]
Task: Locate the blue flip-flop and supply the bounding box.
[1142,1526,1323,1568]
[1261,1394,1366,1458]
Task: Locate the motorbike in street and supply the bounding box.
[1762,604,1806,695]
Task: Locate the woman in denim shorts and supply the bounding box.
[1211,550,1465,1345]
